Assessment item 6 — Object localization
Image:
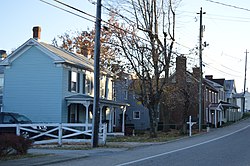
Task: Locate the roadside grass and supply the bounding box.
[107,129,186,143]
[0,153,49,161]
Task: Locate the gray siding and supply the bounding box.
[3,47,64,123]
[115,80,150,130]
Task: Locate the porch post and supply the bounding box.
[208,108,211,123]
[205,108,208,122]
[122,106,127,134]
[109,107,114,133]
[220,111,222,126]
[99,105,103,126]
[85,103,90,130]
[215,109,217,128]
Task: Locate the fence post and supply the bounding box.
[16,124,20,136]
[58,123,62,146]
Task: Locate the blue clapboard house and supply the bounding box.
[0,27,128,134]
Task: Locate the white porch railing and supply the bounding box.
[0,123,107,145]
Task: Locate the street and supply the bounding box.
[47,118,250,166]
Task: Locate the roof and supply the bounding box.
[209,103,223,111]
[65,94,129,107]
[0,38,113,76]
[203,78,219,92]
[210,79,225,86]
[40,42,95,71]
[219,101,239,109]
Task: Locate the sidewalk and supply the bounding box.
[0,142,157,166]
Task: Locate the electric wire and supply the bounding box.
[39,0,95,23]
[205,0,250,12]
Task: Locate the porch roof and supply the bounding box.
[209,103,223,111]
[65,94,130,107]
[220,101,239,109]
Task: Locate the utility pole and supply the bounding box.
[92,0,102,148]
[243,49,248,113]
[197,7,205,132]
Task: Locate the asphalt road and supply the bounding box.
[48,118,250,166]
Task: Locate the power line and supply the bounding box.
[52,0,152,44]
[39,0,95,23]
[40,0,193,58]
[203,62,242,78]
[206,15,250,23]
[205,0,250,12]
[53,0,97,20]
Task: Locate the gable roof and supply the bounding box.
[1,38,94,71]
[0,38,113,76]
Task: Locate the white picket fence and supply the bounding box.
[0,123,107,145]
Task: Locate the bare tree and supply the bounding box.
[105,0,180,137]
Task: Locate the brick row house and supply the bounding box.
[120,56,241,131]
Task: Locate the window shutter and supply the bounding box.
[68,71,71,92]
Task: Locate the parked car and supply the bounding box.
[0,112,47,139]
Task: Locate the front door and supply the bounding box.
[68,104,85,123]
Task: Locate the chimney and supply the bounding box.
[192,67,200,80]
[205,75,213,80]
[176,56,186,85]
[0,50,7,59]
[32,26,41,41]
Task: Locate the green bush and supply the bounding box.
[0,134,33,157]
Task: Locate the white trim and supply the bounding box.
[0,38,65,66]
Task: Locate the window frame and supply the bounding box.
[133,111,140,119]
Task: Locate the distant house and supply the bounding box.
[114,76,150,131]
[0,27,128,134]
[160,56,199,130]
[205,76,241,125]
[117,55,242,131]
[235,90,250,112]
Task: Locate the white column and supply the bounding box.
[99,105,103,125]
[122,106,127,133]
[209,109,211,123]
[85,103,89,130]
[108,107,114,133]
[219,110,222,126]
[205,108,208,122]
[215,110,217,128]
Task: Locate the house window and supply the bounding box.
[133,111,140,119]
[68,71,80,92]
[0,76,4,94]
[105,77,109,99]
[206,89,208,101]
[85,76,93,95]
[112,81,116,101]
[209,90,212,102]
[124,90,128,100]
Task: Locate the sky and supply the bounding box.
[1,0,250,92]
